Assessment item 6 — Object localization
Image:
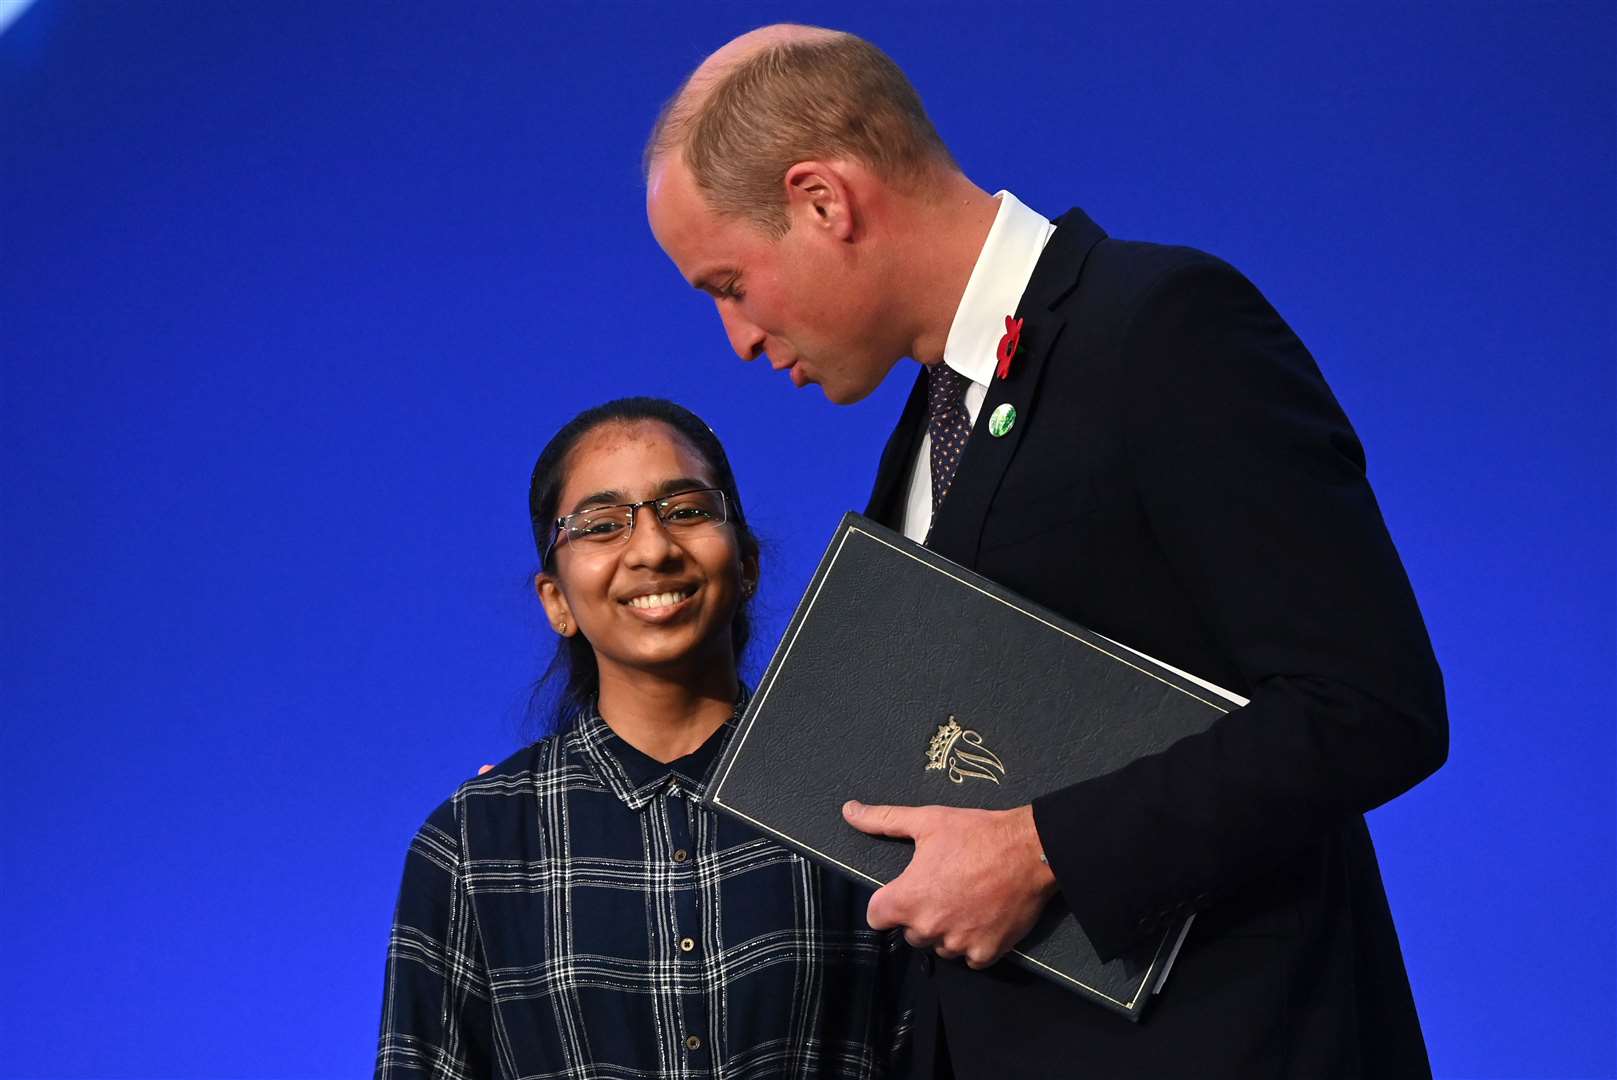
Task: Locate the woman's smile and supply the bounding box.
[621,583,699,621]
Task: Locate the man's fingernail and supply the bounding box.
[844,800,862,814]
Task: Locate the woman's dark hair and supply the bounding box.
[527,397,760,735]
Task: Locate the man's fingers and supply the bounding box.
[843,800,922,839]
[905,927,937,950]
[866,884,903,931]
[964,949,999,970]
[477,764,494,775]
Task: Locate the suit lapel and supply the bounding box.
[926,209,1108,567]
[863,365,929,528]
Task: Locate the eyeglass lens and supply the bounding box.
[566,489,727,544]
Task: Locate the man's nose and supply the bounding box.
[718,304,766,362]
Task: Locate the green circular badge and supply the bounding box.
[988,403,1017,437]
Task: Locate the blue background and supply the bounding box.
[2,2,1612,1077]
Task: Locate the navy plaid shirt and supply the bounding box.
[376,702,911,1079]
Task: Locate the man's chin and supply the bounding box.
[817,367,896,406]
[819,382,866,406]
[789,364,858,403]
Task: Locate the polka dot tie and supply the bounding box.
[926,364,974,531]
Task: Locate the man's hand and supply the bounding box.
[843,800,1059,969]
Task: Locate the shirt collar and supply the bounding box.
[572,690,748,810]
[940,190,1056,389]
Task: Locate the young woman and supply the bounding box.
[376,397,909,1079]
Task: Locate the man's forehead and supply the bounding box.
[645,153,679,200]
[647,159,740,282]
[646,157,700,238]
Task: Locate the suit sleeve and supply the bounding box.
[1031,258,1447,962]
[375,795,495,1079]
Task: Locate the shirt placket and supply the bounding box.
[664,777,713,1076]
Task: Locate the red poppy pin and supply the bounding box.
[995,315,1025,380]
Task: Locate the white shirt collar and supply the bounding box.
[940,190,1056,389]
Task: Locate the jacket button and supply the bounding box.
[685,1034,702,1051]
[672,849,689,863]
[679,936,696,953]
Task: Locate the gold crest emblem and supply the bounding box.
[925,716,1007,785]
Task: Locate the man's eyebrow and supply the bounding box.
[692,268,737,295]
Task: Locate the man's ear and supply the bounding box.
[535,572,575,636]
[783,160,857,241]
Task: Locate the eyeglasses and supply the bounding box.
[544,487,730,563]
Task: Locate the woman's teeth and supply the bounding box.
[627,589,691,610]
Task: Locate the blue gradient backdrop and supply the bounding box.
[2,3,1612,1077]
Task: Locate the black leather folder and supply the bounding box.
[703,513,1248,1021]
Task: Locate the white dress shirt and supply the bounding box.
[902,191,1056,542]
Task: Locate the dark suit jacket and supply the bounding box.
[865,209,1447,1080]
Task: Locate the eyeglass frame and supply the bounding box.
[542,487,731,565]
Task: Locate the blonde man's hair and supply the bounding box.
[646,33,955,236]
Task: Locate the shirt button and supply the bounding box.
[672,849,689,863]
[685,1034,702,1051]
[679,936,696,953]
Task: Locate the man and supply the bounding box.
[646,25,1447,1080]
